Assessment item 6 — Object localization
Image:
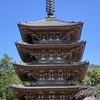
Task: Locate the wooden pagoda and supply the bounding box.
[11,0,89,100]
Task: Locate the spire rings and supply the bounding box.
[46,0,55,17]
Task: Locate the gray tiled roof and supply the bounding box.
[11,84,86,89]
[19,17,82,27]
[16,40,86,48]
[14,61,89,67]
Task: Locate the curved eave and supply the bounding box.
[15,41,86,63]
[18,22,83,31]
[13,61,89,68]
[16,40,86,49]
[13,61,89,82]
[18,18,83,27]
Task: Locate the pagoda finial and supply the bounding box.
[46,0,55,18]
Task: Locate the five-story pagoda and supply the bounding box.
[11,0,89,100]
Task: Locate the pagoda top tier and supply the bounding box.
[18,18,83,44]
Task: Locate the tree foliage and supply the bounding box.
[84,67,100,86]
[0,54,16,100]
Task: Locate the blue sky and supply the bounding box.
[0,0,100,65]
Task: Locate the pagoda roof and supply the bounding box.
[13,61,89,82]
[18,19,83,43]
[18,17,83,27]
[14,61,89,67]
[16,41,86,63]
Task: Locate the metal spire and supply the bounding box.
[46,0,55,17]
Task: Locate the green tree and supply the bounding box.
[0,54,15,100]
[84,68,100,86]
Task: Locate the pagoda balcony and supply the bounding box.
[35,80,67,85]
[32,39,70,44]
[27,61,82,65]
